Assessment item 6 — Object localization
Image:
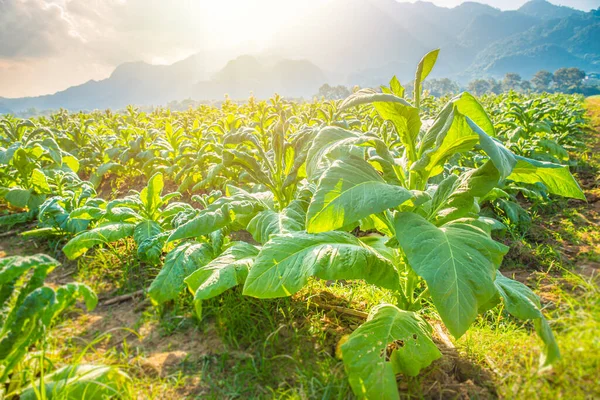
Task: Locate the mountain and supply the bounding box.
[0,56,325,112]
[469,9,600,78]
[1,0,599,113]
[518,0,585,19]
[270,0,599,86]
[193,56,325,99]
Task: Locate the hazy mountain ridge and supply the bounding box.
[1,0,598,113]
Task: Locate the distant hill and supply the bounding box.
[271,0,599,85]
[469,8,600,78]
[0,56,324,112]
[518,0,585,19]
[193,56,325,99]
[1,0,599,113]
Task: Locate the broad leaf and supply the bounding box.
[341,304,441,400]
[413,49,440,107]
[5,188,31,209]
[140,172,164,217]
[133,220,164,264]
[307,156,412,233]
[244,231,399,298]
[247,201,305,244]
[413,109,479,179]
[185,242,259,318]
[453,92,495,137]
[494,273,560,366]
[168,194,264,242]
[338,90,421,160]
[415,49,439,86]
[306,126,360,180]
[31,169,51,193]
[63,223,136,259]
[507,156,585,200]
[395,212,508,337]
[429,161,500,225]
[466,117,516,179]
[148,242,214,304]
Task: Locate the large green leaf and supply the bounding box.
[148,242,214,305]
[133,220,164,265]
[185,242,259,318]
[0,287,56,378]
[63,223,136,259]
[429,161,500,225]
[507,156,585,200]
[243,231,399,298]
[338,90,421,160]
[4,188,31,209]
[305,126,360,180]
[247,201,305,244]
[0,254,58,285]
[414,107,514,181]
[453,92,495,137]
[339,89,412,113]
[413,49,440,107]
[372,100,421,159]
[140,172,164,217]
[413,109,479,179]
[494,273,560,366]
[133,220,162,246]
[168,194,264,242]
[414,49,439,86]
[341,304,441,400]
[31,169,51,193]
[306,156,412,233]
[395,212,508,337]
[466,117,516,179]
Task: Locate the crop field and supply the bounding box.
[1,52,599,399]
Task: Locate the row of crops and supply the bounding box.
[0,51,589,399]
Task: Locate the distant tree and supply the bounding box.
[424,78,460,97]
[531,70,553,92]
[317,84,351,100]
[468,79,491,96]
[553,67,586,92]
[502,73,522,91]
[520,80,532,92]
[318,83,332,97]
[487,78,502,94]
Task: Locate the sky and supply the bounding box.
[0,0,598,98]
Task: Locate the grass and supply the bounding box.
[3,99,600,399]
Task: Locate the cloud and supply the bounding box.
[0,0,84,59]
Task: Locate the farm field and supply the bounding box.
[1,53,599,399]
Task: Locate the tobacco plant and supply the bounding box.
[238,50,583,398]
[0,254,128,399]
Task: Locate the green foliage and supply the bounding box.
[0,48,591,399]
[341,304,441,400]
[0,254,129,398]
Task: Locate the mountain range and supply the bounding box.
[1,0,599,113]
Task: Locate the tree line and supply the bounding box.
[316,67,599,100]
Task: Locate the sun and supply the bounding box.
[193,0,283,49]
